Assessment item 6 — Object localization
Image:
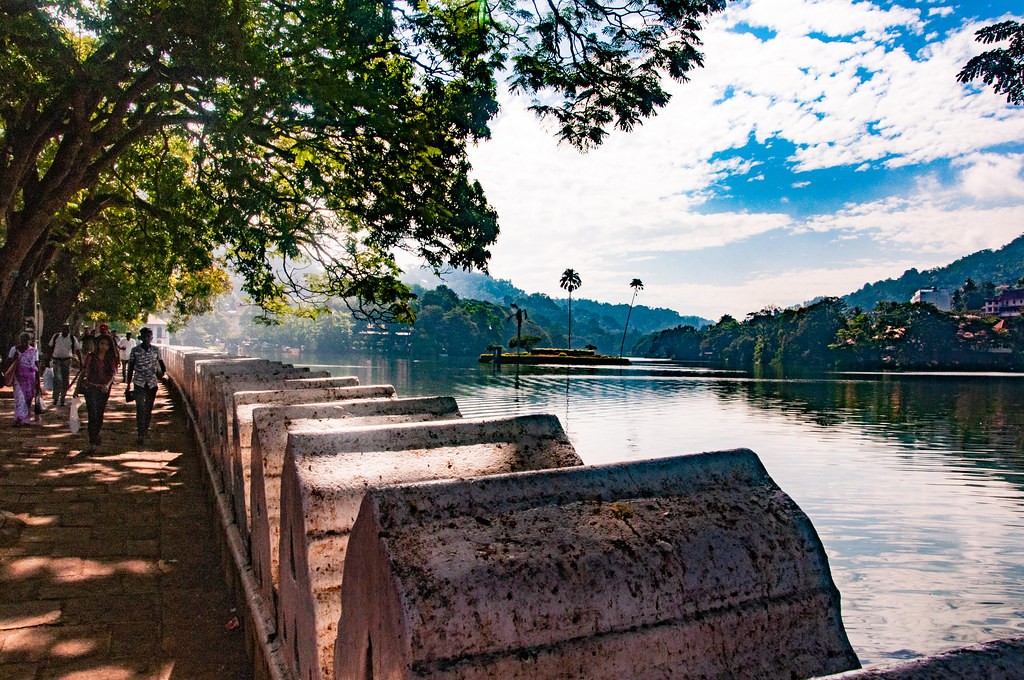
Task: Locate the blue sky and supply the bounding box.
[453,0,1024,320]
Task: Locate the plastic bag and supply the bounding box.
[68,396,81,434]
[42,367,53,392]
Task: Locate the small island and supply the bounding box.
[479,347,631,366]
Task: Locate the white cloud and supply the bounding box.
[460,1,1024,319]
[954,153,1024,201]
[650,261,924,319]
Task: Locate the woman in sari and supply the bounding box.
[6,332,41,426]
[75,334,119,449]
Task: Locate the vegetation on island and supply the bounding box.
[559,269,583,348]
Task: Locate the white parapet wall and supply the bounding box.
[249,397,463,628]
[226,385,397,549]
[206,367,337,493]
[334,449,862,680]
[279,414,585,680]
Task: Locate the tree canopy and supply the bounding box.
[958,20,1024,104]
[0,0,726,343]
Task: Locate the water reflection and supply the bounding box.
[266,351,1024,667]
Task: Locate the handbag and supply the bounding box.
[125,387,135,403]
[42,366,54,392]
[68,396,81,433]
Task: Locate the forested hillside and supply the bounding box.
[843,234,1024,309]
[404,269,710,335]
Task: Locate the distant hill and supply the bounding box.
[403,269,712,335]
[842,233,1024,310]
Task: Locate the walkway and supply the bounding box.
[0,381,251,680]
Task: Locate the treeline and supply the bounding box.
[404,269,709,336]
[176,284,690,357]
[635,298,1024,371]
[843,234,1024,310]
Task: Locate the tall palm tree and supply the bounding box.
[506,303,528,355]
[620,278,644,357]
[559,268,582,348]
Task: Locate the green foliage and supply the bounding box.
[508,335,542,350]
[0,0,727,345]
[843,235,1024,311]
[958,20,1024,104]
[635,299,1024,371]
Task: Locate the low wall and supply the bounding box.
[163,345,1024,680]
[249,396,463,626]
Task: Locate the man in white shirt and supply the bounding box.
[47,324,82,407]
[117,332,136,383]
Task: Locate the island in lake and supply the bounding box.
[479,347,630,366]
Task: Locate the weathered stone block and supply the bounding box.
[250,396,462,626]
[334,449,860,680]
[207,367,333,489]
[226,385,395,548]
[280,414,584,680]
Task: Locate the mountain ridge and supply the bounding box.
[840,233,1024,311]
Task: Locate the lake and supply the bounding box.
[261,350,1024,668]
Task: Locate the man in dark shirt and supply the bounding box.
[126,327,165,445]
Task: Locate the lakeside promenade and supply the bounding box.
[0,384,251,679]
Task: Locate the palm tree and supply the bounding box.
[506,303,528,355]
[620,278,644,357]
[559,268,582,348]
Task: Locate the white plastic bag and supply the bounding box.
[42,367,53,392]
[68,396,81,434]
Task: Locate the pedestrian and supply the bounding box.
[74,333,119,450]
[47,323,82,407]
[126,327,165,446]
[6,332,41,426]
[117,331,136,382]
[81,328,95,355]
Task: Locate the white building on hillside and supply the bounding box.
[911,288,952,311]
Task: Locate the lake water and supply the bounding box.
[263,351,1024,668]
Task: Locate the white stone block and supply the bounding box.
[249,396,462,625]
[334,449,860,680]
[280,414,583,680]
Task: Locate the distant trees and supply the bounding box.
[559,268,582,348]
[620,278,644,357]
[506,303,529,355]
[635,299,1024,371]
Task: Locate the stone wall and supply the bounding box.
[164,345,1024,680]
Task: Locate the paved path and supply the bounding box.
[0,381,251,680]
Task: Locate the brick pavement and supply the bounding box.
[0,380,252,680]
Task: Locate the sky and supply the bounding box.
[453,0,1024,321]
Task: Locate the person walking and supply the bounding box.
[80,328,96,356]
[6,332,41,426]
[117,331,136,382]
[126,327,165,446]
[47,323,82,407]
[74,334,119,450]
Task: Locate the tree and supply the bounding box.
[0,0,727,347]
[958,21,1024,104]
[559,268,582,348]
[506,303,528,355]
[619,278,644,357]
